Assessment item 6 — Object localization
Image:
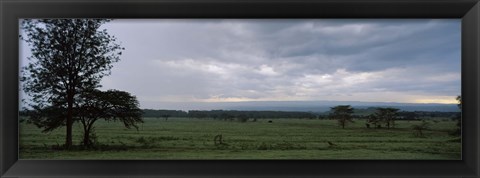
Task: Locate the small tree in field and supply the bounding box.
[330,105,354,129]
[451,95,461,136]
[366,113,382,128]
[375,107,399,129]
[76,89,143,147]
[412,120,430,137]
[20,19,124,148]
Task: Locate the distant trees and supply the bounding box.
[366,114,382,128]
[401,111,418,120]
[330,105,354,129]
[162,114,171,121]
[397,111,457,120]
[237,114,249,123]
[220,113,235,121]
[142,109,188,118]
[21,19,124,148]
[186,110,316,120]
[326,106,401,129]
[376,108,399,129]
[366,107,399,129]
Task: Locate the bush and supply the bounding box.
[412,120,430,137]
[257,142,271,150]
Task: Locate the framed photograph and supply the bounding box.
[1,0,479,177]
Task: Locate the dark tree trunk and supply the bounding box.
[82,119,97,147]
[82,124,90,147]
[66,91,74,149]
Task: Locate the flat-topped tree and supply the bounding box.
[366,113,382,129]
[20,19,124,148]
[375,108,399,129]
[330,105,354,129]
[76,89,143,147]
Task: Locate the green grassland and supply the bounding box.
[19,118,461,160]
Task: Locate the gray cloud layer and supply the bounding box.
[21,19,461,109]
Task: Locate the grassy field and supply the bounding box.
[19,117,461,160]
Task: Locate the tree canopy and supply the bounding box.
[76,89,143,147]
[366,107,399,129]
[21,19,124,148]
[330,105,354,129]
[374,107,399,129]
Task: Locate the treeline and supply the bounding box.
[318,107,460,121]
[326,104,460,137]
[141,109,459,121]
[140,109,316,122]
[142,109,188,117]
[20,108,460,121]
[187,110,317,120]
[321,111,459,120]
[398,111,459,119]
[141,109,316,120]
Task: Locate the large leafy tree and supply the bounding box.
[20,19,124,148]
[330,105,354,129]
[76,89,143,147]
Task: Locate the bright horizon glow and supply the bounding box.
[413,99,458,104]
[179,97,458,104]
[177,99,458,104]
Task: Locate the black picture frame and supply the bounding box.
[1,0,479,177]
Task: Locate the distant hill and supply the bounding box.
[142,100,459,113]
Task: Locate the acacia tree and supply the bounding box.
[76,89,143,147]
[21,19,124,148]
[374,107,399,129]
[330,105,354,129]
[366,113,382,128]
[385,107,399,128]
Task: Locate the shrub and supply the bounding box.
[412,120,430,137]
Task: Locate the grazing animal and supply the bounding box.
[365,123,370,128]
[268,120,273,123]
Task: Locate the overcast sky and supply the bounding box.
[20,19,461,109]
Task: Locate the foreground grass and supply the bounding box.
[19,118,461,160]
